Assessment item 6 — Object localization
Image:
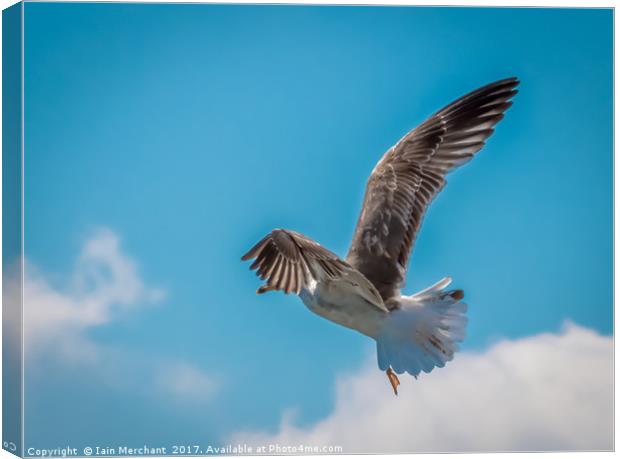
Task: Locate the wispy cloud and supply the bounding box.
[19,228,164,360]
[7,228,218,405]
[154,361,220,404]
[232,323,612,453]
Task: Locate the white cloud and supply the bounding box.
[154,361,220,404]
[20,228,165,359]
[7,228,218,404]
[232,323,613,453]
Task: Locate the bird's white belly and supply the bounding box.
[299,278,386,338]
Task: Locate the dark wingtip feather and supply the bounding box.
[494,76,519,87]
[241,248,257,261]
[257,285,275,294]
[241,233,271,261]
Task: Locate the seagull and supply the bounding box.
[242,77,519,395]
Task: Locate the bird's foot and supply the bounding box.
[386,368,400,396]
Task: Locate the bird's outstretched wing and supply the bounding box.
[347,77,519,301]
[242,229,349,295]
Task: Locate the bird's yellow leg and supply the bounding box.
[386,368,400,396]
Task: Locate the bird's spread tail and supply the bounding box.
[376,277,468,377]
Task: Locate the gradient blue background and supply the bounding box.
[23,3,612,449]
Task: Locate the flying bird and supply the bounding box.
[242,77,519,395]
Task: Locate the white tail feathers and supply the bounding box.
[376,277,468,377]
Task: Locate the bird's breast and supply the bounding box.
[299,277,386,338]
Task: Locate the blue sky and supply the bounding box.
[22,3,612,452]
